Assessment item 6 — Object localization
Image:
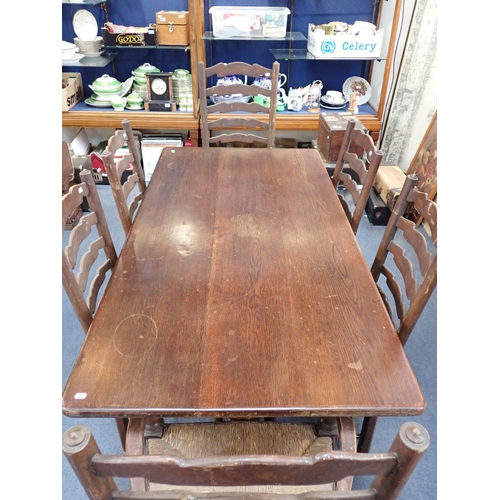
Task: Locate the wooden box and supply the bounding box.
[373,165,406,205]
[365,188,390,226]
[155,11,189,46]
[317,114,366,162]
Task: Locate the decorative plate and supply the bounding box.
[342,77,371,105]
[85,97,113,108]
[73,9,98,42]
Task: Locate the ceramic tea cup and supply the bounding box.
[325,90,344,103]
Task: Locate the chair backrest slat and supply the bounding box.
[63,421,429,500]
[198,61,280,148]
[104,119,147,235]
[332,119,383,235]
[371,173,437,346]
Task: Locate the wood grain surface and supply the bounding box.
[62,148,424,419]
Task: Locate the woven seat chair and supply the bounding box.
[63,419,429,499]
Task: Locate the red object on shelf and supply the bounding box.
[90,152,106,173]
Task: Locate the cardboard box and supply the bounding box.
[307,24,384,59]
[102,26,156,46]
[62,73,84,111]
[155,11,189,45]
[317,114,366,162]
[373,166,406,205]
[209,6,290,38]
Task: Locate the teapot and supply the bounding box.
[253,73,287,90]
[280,87,311,112]
[215,74,248,99]
[216,75,248,86]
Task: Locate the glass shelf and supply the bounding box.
[62,0,106,4]
[270,48,387,61]
[202,31,307,42]
[104,45,190,51]
[62,52,116,67]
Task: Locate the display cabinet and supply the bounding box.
[62,0,403,138]
[194,0,403,139]
[62,0,199,131]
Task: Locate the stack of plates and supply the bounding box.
[74,36,103,58]
[319,95,347,109]
[132,81,148,100]
[172,72,192,103]
[62,41,84,64]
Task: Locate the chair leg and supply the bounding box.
[115,417,128,451]
[336,417,356,491]
[358,416,378,453]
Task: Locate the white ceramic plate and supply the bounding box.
[73,9,98,41]
[321,96,347,106]
[120,77,134,97]
[62,40,77,51]
[126,105,144,110]
[342,77,371,105]
[91,94,114,102]
[81,51,103,58]
[85,97,113,108]
[320,101,347,110]
[62,53,85,64]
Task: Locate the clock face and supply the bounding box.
[151,78,167,95]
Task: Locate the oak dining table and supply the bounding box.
[62,146,424,448]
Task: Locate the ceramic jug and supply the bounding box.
[254,73,287,90]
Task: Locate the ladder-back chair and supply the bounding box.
[332,118,383,234]
[62,165,127,449]
[103,119,147,235]
[198,61,279,148]
[62,166,118,334]
[358,173,437,453]
[63,419,429,499]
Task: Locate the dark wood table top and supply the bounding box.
[63,147,424,419]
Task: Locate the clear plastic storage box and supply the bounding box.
[209,6,290,38]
